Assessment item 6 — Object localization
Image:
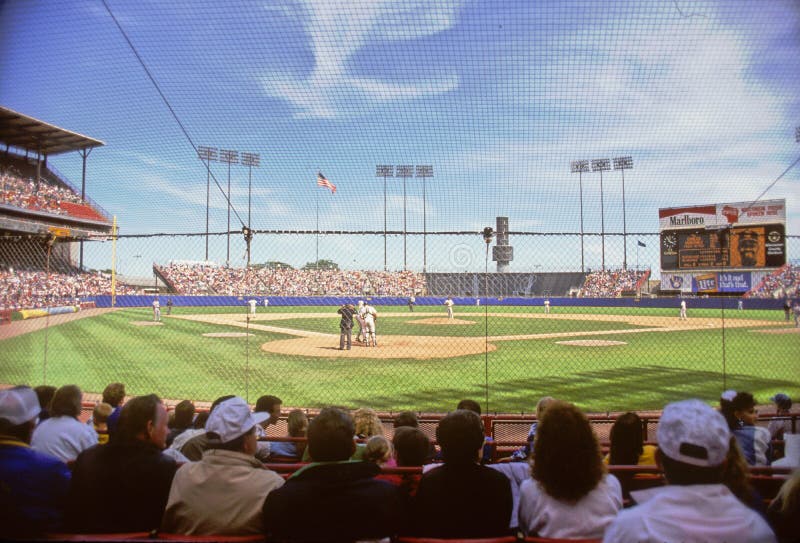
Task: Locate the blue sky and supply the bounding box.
[1,0,798,276]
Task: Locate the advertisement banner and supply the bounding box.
[689,272,753,293]
[659,199,785,231]
[717,272,752,293]
[661,273,693,293]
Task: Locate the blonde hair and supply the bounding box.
[775,469,800,515]
[364,435,393,465]
[353,408,383,438]
[93,402,113,423]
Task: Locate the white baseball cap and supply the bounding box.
[206,397,269,443]
[0,386,41,426]
[658,399,730,468]
[720,390,737,402]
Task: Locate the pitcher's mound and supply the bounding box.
[131,321,163,326]
[556,339,627,347]
[409,318,475,325]
[203,332,254,338]
[261,334,493,359]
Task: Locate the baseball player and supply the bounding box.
[444,297,454,320]
[362,302,378,347]
[152,297,161,322]
[679,299,687,320]
[248,299,257,316]
[355,300,366,342]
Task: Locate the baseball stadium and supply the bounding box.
[1,2,800,539]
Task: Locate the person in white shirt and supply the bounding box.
[247,299,257,316]
[679,299,687,320]
[519,401,622,539]
[603,399,776,543]
[31,385,98,463]
[161,397,284,535]
[152,297,161,322]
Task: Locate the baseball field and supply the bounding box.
[1,304,797,413]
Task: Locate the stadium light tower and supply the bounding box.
[613,156,634,270]
[197,146,218,261]
[570,160,590,273]
[396,165,414,271]
[218,149,239,267]
[416,165,433,273]
[591,158,611,271]
[240,152,260,230]
[376,165,394,271]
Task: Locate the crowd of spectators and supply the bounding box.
[156,262,427,297]
[0,269,137,310]
[1,383,797,541]
[748,265,800,299]
[1,166,86,217]
[579,269,648,298]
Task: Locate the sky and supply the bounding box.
[1,0,799,277]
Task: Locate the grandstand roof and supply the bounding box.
[0,106,104,156]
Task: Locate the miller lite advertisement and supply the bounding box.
[659,199,785,271]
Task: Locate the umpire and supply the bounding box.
[337,304,356,350]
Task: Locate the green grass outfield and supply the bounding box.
[1,305,797,413]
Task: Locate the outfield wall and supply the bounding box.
[90,295,784,311]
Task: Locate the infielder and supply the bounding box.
[544,299,550,315]
[248,299,257,316]
[679,299,687,320]
[444,297,454,320]
[152,297,161,322]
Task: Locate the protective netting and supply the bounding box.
[0,0,798,413]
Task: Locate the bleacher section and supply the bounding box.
[155,263,427,297]
[1,153,109,224]
[746,264,799,299]
[0,269,137,310]
[579,269,648,298]
[424,272,586,297]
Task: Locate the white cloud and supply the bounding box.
[262,0,462,118]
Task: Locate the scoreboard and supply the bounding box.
[660,225,785,271]
[659,200,786,272]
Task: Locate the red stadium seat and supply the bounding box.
[155,534,264,542]
[45,532,151,541]
[396,538,517,543]
[523,538,601,543]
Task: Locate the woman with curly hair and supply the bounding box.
[353,408,383,439]
[518,401,622,539]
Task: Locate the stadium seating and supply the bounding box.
[579,269,648,298]
[155,262,426,297]
[747,264,799,299]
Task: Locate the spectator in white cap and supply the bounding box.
[161,396,284,535]
[0,386,72,537]
[603,399,776,543]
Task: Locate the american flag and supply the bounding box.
[317,172,336,194]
